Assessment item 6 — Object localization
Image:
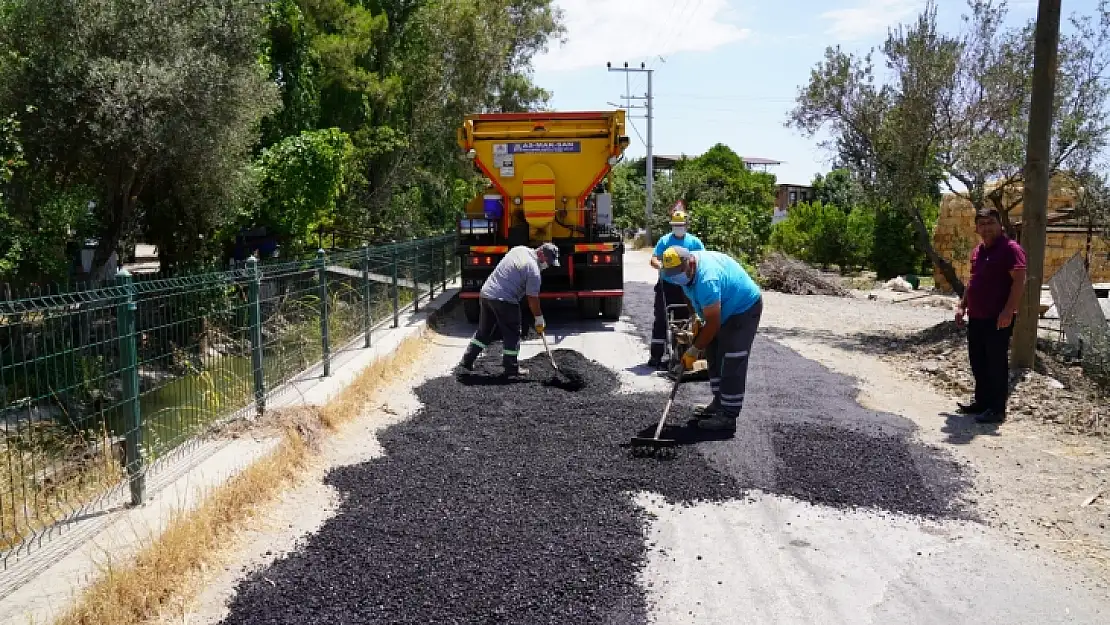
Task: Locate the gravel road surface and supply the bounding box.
[199,250,1108,625]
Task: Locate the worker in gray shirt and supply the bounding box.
[458,242,560,376]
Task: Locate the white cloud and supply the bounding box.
[534,0,752,73]
[820,0,923,42]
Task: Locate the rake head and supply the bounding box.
[629,436,678,459]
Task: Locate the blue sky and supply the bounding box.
[529,0,1081,187]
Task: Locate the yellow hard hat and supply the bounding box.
[669,210,688,226]
[662,246,690,270]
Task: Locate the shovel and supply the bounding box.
[539,330,584,390]
[539,330,561,375]
[630,366,684,456]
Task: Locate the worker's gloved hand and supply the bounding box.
[681,346,701,370]
[534,315,546,334]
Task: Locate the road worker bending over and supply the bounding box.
[648,210,705,368]
[458,242,560,377]
[660,246,763,432]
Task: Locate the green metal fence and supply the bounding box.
[0,235,458,565]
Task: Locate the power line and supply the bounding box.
[627,0,704,96]
[652,94,796,102]
[631,0,681,85]
[652,104,793,114]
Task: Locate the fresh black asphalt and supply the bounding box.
[217,292,972,624]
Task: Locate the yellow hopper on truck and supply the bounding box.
[454,110,632,323]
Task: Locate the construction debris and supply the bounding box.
[885,276,915,293]
[757,252,850,297]
[882,321,1109,436]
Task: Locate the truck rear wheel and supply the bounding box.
[577,297,600,319]
[463,298,480,323]
[600,296,622,320]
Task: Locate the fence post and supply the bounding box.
[412,242,420,313]
[441,240,447,291]
[428,241,436,299]
[247,256,265,416]
[115,269,145,506]
[363,244,372,348]
[317,249,330,377]
[391,244,400,328]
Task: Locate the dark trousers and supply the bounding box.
[967,317,1014,413]
[651,279,690,360]
[706,298,763,419]
[519,299,535,340]
[462,296,523,369]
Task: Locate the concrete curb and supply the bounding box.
[0,284,462,625]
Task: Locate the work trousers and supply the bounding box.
[705,297,763,419]
[651,279,690,360]
[463,296,523,369]
[967,316,1014,413]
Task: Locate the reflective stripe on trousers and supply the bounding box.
[652,279,689,359]
[704,297,762,418]
[464,296,524,367]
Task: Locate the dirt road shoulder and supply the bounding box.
[758,290,1110,588]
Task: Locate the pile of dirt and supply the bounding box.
[757,252,850,297]
[216,346,970,624]
[883,321,1108,435]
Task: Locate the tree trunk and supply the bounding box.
[92,217,125,283]
[906,205,965,296]
[1011,0,1060,371]
[93,164,146,281]
[989,194,1018,239]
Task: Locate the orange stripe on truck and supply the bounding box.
[574,243,617,252]
[471,246,508,253]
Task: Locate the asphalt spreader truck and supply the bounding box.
[455,110,632,323]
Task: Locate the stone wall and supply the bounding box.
[932,192,1110,292]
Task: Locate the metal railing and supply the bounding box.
[0,235,458,565]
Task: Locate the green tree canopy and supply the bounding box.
[0,0,565,284]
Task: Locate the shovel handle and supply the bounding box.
[539,331,558,370]
[653,368,684,440]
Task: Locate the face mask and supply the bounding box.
[668,271,690,286]
[672,226,685,237]
[539,261,549,271]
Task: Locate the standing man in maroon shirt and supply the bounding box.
[954,207,1028,423]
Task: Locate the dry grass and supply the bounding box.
[49,331,432,625]
[318,336,427,431]
[2,424,125,551]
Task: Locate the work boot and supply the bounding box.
[693,398,721,418]
[460,343,482,370]
[647,356,662,368]
[975,408,1006,424]
[695,415,736,432]
[503,363,529,377]
[956,401,982,415]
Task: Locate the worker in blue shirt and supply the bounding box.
[647,210,705,368]
[660,246,763,432]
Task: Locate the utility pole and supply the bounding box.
[607,62,655,242]
[646,69,654,242]
[1011,0,1061,370]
